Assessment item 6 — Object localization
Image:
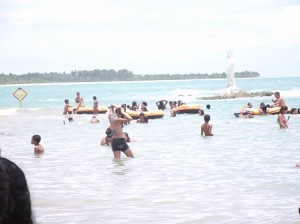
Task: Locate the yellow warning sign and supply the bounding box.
[13,88,27,101]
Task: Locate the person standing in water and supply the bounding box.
[109,104,134,159]
[93,96,98,114]
[277,106,288,129]
[272,91,286,107]
[201,114,213,136]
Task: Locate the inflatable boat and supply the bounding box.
[266,107,281,114]
[239,107,260,115]
[68,106,108,114]
[237,106,282,116]
[126,109,164,119]
[171,104,200,114]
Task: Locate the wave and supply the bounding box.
[275,88,300,98]
[37,98,61,102]
[0,108,19,116]
[168,88,222,97]
[251,88,300,98]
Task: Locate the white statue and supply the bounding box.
[222,43,243,97]
[226,45,236,87]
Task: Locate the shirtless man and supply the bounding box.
[272,92,286,107]
[201,114,213,136]
[31,135,44,154]
[109,104,134,159]
[63,99,71,114]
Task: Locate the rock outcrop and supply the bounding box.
[198,90,273,100]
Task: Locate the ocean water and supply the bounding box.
[0,77,300,224]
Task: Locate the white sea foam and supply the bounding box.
[0,108,19,116]
[168,88,222,98]
[277,88,300,98]
[37,98,61,102]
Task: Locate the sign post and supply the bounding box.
[13,88,27,108]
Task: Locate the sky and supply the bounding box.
[0,0,299,77]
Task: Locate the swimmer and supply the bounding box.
[31,135,44,155]
[101,127,113,146]
[201,114,213,136]
[291,108,300,114]
[137,112,148,123]
[90,115,100,123]
[199,109,204,116]
[170,110,176,117]
[109,104,134,159]
[140,102,148,112]
[156,100,168,110]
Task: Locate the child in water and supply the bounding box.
[201,114,213,136]
[31,135,44,154]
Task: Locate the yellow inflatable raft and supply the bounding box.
[171,104,200,114]
[126,109,164,119]
[68,106,108,114]
[266,106,281,114]
[240,107,260,115]
[239,106,281,115]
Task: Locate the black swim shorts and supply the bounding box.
[111,138,129,152]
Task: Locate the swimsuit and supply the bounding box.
[278,114,287,126]
[111,138,129,152]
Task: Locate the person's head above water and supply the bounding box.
[105,128,113,138]
[204,114,210,122]
[31,135,41,145]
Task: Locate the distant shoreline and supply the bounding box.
[0,77,263,87]
[0,69,260,85]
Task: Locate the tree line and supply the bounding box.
[0,69,260,85]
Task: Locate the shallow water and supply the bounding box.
[1,77,300,223]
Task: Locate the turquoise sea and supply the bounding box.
[1,77,300,223]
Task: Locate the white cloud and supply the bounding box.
[0,0,299,76]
